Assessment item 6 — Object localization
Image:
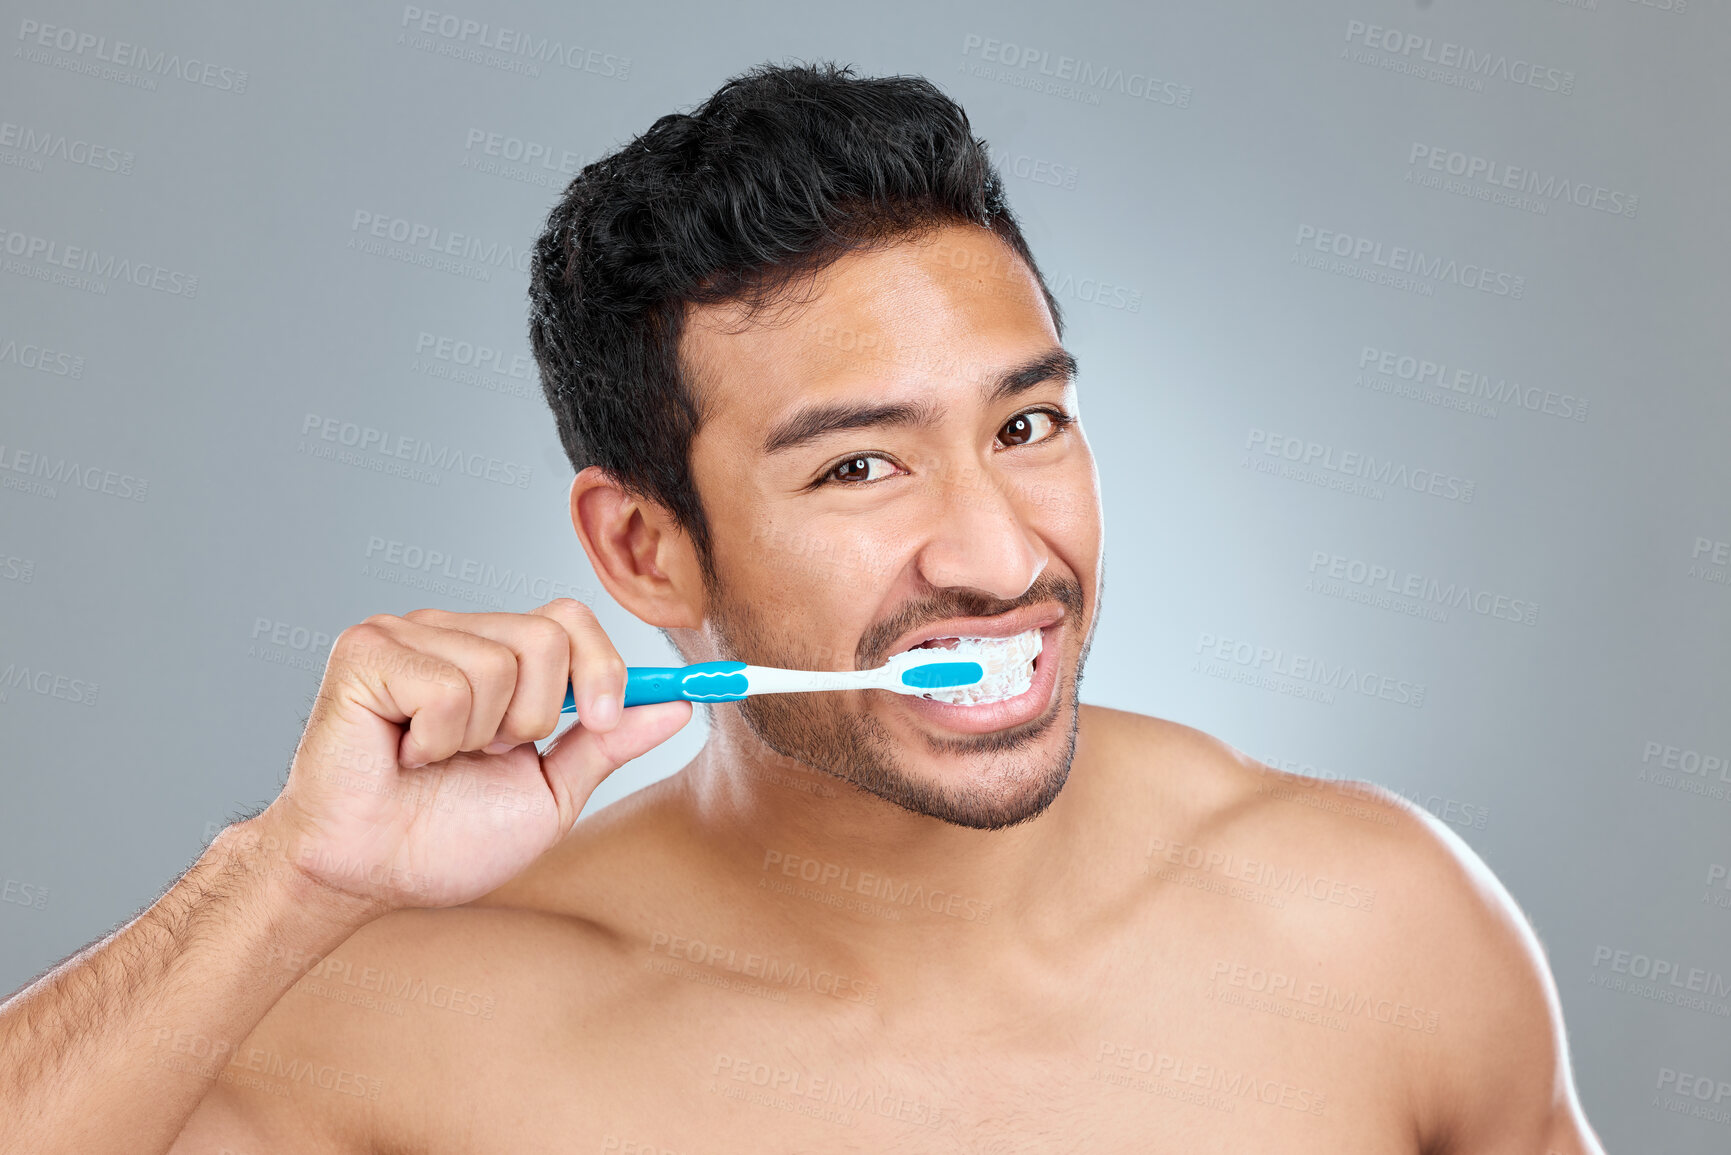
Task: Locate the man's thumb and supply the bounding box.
[538,700,695,833]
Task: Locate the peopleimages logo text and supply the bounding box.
[1245,428,1475,503]
[350,212,531,274]
[301,414,532,489]
[960,34,1192,106]
[1343,21,1574,94]
[1408,144,1636,218]
[1295,225,1524,298]
[1358,347,1587,420]
[0,226,199,296]
[399,7,629,78]
[16,19,249,92]
[0,442,148,501]
[0,120,134,174]
[0,335,84,378]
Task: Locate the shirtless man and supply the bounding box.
[0,62,1604,1153]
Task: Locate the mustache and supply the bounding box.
[857,571,1085,669]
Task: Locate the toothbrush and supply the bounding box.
[559,629,1043,717]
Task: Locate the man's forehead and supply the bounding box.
[683,224,1054,430]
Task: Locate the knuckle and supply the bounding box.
[529,701,564,737]
[426,670,472,710]
[478,649,519,694]
[507,700,561,743]
[531,613,571,649]
[549,597,597,623]
[521,617,570,665]
[333,621,391,662]
[534,637,573,679]
[587,655,628,694]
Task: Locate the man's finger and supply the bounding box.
[530,599,629,734]
[537,700,693,834]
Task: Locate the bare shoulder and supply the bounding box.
[176,783,693,1153]
[174,896,633,1152]
[1079,705,1599,1152]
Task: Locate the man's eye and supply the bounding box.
[817,408,1074,487]
[828,455,898,484]
[999,408,1071,448]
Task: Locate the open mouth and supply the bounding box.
[903,628,1043,706]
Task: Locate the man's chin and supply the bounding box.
[838,705,1081,830]
[731,656,1082,829]
[854,763,1074,831]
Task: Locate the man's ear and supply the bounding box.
[568,466,706,629]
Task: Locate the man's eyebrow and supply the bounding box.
[760,347,1078,457]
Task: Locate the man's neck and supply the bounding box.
[664,713,1098,985]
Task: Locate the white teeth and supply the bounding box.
[911,628,1044,706]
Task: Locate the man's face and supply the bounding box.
[681,222,1104,829]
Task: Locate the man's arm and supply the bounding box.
[0,816,379,1153]
[1391,806,1606,1155]
[0,599,691,1154]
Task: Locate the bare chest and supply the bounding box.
[400,948,1422,1155]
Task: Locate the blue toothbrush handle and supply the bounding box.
[560,661,749,715]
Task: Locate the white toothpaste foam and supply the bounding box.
[913,628,1043,705]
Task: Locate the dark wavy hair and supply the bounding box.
[528,60,1062,584]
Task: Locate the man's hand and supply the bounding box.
[252,597,693,911]
[0,597,688,1155]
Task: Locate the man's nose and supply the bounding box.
[912,466,1048,600]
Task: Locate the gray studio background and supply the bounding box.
[3,0,1728,1147]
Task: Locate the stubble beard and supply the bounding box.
[705,571,1096,830]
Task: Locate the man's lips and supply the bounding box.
[881,603,1065,661]
[893,620,1063,730]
